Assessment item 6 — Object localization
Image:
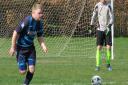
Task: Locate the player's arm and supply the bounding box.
[108,5,114,28]
[9,17,28,56]
[90,4,98,25]
[37,36,48,53]
[9,31,19,56]
[37,21,48,53]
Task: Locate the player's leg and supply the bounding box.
[24,65,35,85]
[24,47,36,85]
[105,31,112,71]
[16,49,27,75]
[96,45,102,70]
[95,30,104,70]
[106,45,111,65]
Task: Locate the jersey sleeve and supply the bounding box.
[15,17,29,34]
[90,4,98,25]
[108,5,114,25]
[37,21,44,37]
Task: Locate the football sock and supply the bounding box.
[106,49,111,65]
[96,49,101,67]
[24,71,34,85]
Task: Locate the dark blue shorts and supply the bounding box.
[16,45,36,71]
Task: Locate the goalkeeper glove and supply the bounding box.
[105,24,112,36]
[108,24,112,29]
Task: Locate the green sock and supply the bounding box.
[96,49,101,67]
[106,49,111,65]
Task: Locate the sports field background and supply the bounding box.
[0,37,128,85]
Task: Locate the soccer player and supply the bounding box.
[90,0,113,71]
[9,3,48,85]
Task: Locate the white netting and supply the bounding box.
[0,0,98,58]
[0,0,35,37]
[40,0,96,58]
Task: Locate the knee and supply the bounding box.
[97,46,102,50]
[19,70,26,75]
[106,45,111,49]
[29,69,35,74]
[29,66,35,74]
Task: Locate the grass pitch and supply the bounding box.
[0,37,128,85]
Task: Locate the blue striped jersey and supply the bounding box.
[16,16,44,48]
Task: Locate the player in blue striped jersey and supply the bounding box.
[9,3,48,85]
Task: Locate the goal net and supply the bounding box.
[40,0,96,58]
[0,0,113,59]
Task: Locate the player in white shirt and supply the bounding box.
[90,0,113,71]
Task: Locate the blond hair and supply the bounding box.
[32,3,42,12]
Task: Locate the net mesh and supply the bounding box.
[41,0,96,57]
[0,0,35,37]
[115,0,128,36]
[0,0,104,58]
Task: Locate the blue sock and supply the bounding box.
[24,71,34,85]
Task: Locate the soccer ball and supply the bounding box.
[91,75,102,85]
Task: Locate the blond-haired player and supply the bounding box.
[9,3,48,85]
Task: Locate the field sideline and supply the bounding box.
[0,37,128,85]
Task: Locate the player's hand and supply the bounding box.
[43,46,48,53]
[9,47,15,56]
[105,24,112,35]
[108,24,112,29]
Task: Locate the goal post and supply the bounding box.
[111,0,114,60]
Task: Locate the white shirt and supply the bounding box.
[90,2,113,31]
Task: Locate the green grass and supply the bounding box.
[0,37,128,85]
